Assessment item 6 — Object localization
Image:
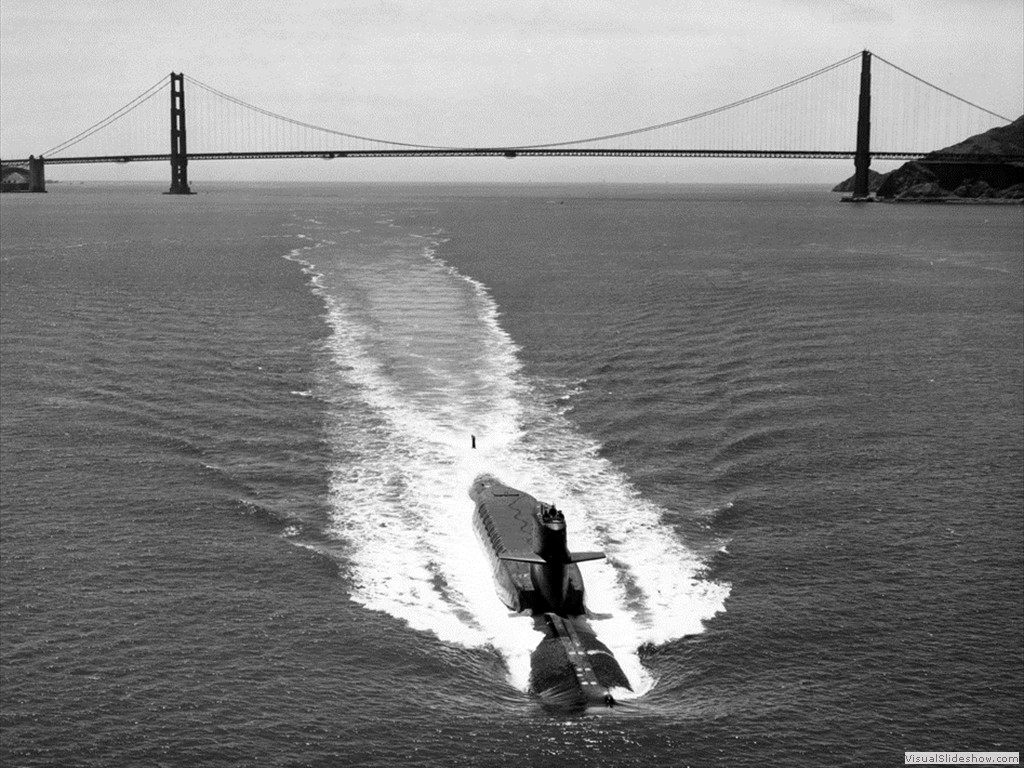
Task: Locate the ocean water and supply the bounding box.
[1,182,1021,767]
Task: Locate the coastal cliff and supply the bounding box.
[833,115,1024,201]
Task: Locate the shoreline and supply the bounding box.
[840,195,1024,204]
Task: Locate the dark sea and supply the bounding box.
[1,183,1021,767]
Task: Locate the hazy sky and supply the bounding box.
[1,0,1021,183]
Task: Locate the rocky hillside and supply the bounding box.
[834,115,1024,201]
[931,115,1024,157]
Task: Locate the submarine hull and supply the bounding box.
[470,475,632,708]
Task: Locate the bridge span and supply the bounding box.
[15,149,977,164]
[2,51,1017,198]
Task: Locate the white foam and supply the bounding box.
[290,225,729,694]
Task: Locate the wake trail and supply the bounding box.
[287,222,729,694]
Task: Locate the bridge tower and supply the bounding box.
[167,72,193,195]
[28,156,46,193]
[852,50,872,200]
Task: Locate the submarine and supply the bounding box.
[470,474,631,708]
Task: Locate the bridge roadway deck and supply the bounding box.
[8,149,1021,166]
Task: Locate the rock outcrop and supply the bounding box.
[835,115,1024,201]
[831,168,886,193]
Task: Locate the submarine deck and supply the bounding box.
[473,482,538,559]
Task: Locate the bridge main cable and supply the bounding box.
[870,52,1013,123]
[186,53,863,152]
[43,76,169,157]
[184,75,457,150]
[511,51,864,150]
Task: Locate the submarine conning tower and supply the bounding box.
[535,505,568,562]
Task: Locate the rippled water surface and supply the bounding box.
[2,183,1021,767]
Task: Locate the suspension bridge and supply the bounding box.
[1,50,1018,198]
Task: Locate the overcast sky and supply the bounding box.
[1,0,1021,183]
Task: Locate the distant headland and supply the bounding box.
[834,115,1024,202]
